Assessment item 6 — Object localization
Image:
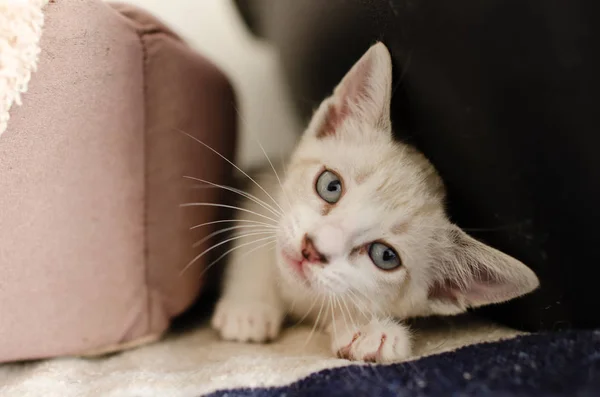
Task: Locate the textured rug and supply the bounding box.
[0,301,597,397]
[0,314,529,397]
[209,329,600,397]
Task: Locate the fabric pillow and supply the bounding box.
[0,0,236,362]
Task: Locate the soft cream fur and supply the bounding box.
[0,0,48,137]
[212,43,539,363]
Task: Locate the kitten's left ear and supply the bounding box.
[313,42,393,138]
[428,226,540,315]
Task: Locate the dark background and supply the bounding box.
[232,0,600,331]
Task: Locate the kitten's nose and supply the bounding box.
[301,234,327,264]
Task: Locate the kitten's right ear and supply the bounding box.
[427,226,540,316]
[309,42,393,139]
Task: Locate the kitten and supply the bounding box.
[211,42,539,363]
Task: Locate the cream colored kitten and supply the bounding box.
[211,42,539,363]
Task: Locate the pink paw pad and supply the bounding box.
[336,332,361,359]
[363,334,387,362]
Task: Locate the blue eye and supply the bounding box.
[316,170,343,204]
[368,242,402,270]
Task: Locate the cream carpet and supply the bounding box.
[0,315,521,397]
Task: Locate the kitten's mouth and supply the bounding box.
[281,251,306,279]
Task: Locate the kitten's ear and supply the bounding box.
[428,226,540,315]
[311,42,393,139]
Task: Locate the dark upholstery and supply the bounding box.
[233,0,600,331]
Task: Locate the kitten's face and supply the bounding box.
[275,43,539,318]
[277,128,446,316]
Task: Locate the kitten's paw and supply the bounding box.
[331,319,412,363]
[211,298,284,343]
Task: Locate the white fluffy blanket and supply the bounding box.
[0,318,520,396]
[0,0,47,137]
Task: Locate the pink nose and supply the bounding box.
[301,234,327,263]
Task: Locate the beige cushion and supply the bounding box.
[0,0,236,362]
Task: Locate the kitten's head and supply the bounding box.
[275,42,539,318]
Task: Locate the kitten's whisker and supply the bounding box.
[279,155,288,179]
[183,175,282,218]
[291,296,319,328]
[338,295,357,330]
[304,295,326,348]
[241,238,278,257]
[230,103,288,212]
[345,288,375,321]
[177,129,285,214]
[192,224,276,248]
[329,296,339,345]
[228,230,276,241]
[180,232,275,275]
[285,292,301,318]
[343,290,368,319]
[348,296,372,321]
[333,296,349,335]
[254,138,293,211]
[281,154,289,176]
[181,202,278,225]
[323,272,373,320]
[199,238,277,279]
[323,298,333,331]
[355,293,382,321]
[190,218,275,231]
[229,230,276,239]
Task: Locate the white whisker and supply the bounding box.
[344,288,374,321]
[324,271,373,320]
[177,130,285,214]
[330,296,338,343]
[254,138,293,211]
[181,202,279,224]
[304,295,326,348]
[290,296,319,328]
[339,294,358,329]
[190,218,275,231]
[180,232,275,275]
[183,175,282,218]
[192,224,276,248]
[334,296,351,332]
[199,238,277,278]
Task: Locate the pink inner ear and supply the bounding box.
[428,279,461,304]
[429,275,516,306]
[316,54,374,139]
[338,54,373,106]
[317,103,349,138]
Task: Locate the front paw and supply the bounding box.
[211,298,284,343]
[331,319,412,363]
